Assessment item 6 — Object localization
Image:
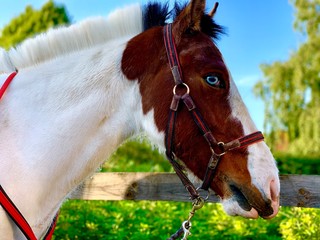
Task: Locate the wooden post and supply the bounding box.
[70,173,320,208]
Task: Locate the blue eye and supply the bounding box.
[204,74,224,88]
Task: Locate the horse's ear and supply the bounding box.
[172,0,205,42]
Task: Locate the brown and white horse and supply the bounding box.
[0,0,279,239]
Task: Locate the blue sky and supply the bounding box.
[0,0,301,131]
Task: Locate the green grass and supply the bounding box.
[53,140,320,239]
[54,201,320,240]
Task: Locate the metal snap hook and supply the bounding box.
[192,196,205,210]
[182,221,192,240]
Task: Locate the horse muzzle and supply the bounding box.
[222,178,280,219]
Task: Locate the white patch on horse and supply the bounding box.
[140,109,166,153]
[227,76,280,209]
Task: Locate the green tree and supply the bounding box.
[0,0,70,49]
[255,0,320,156]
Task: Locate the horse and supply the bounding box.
[0,0,280,239]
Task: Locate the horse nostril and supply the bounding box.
[262,178,280,219]
[269,179,280,202]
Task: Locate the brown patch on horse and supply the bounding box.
[121,26,171,119]
[121,27,166,83]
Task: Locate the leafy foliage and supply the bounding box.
[275,152,320,175]
[280,208,320,240]
[254,0,320,156]
[0,0,70,49]
[102,140,172,173]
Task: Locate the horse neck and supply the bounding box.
[0,38,146,238]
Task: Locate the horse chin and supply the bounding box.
[221,194,279,219]
[221,198,259,219]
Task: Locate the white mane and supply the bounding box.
[0,4,142,72]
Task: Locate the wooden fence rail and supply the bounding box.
[71,173,320,208]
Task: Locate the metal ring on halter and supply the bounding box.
[173,83,190,95]
[196,187,210,201]
[210,145,227,157]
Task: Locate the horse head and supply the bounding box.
[122,0,280,219]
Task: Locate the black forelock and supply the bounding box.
[142,1,226,41]
[200,13,225,40]
[143,2,170,30]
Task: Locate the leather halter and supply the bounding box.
[0,73,59,240]
[163,24,264,199]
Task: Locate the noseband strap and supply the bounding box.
[163,24,264,198]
